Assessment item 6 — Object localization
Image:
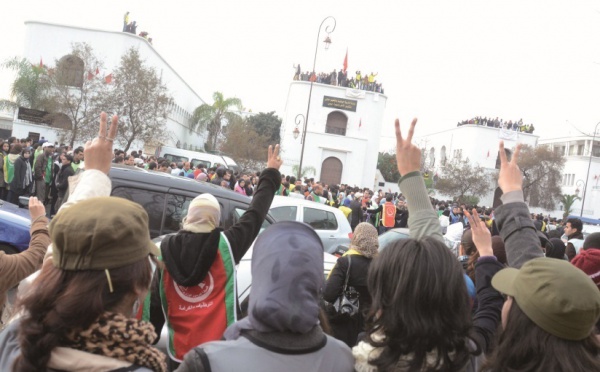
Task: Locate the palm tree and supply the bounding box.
[0,57,51,112]
[560,194,581,220]
[291,165,316,178]
[191,92,242,151]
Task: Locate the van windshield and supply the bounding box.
[192,159,211,168]
[164,154,189,164]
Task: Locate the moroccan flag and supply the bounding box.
[487,150,490,158]
[343,48,348,72]
[87,71,94,80]
[39,58,43,68]
[105,74,113,84]
[96,67,100,75]
[359,118,362,129]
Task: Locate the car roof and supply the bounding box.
[271,195,333,209]
[108,165,253,203]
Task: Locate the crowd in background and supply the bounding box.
[294,65,384,93]
[457,116,535,133]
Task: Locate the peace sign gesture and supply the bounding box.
[498,141,523,194]
[84,112,118,175]
[394,118,421,176]
[464,208,493,257]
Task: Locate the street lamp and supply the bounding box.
[580,121,600,217]
[293,114,304,140]
[297,16,337,180]
[575,179,585,196]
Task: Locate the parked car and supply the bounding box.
[268,195,352,253]
[0,199,31,254]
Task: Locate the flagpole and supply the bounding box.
[297,16,337,180]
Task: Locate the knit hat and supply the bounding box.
[492,257,600,340]
[349,222,379,258]
[583,232,600,250]
[572,248,600,288]
[50,197,160,270]
[182,194,221,233]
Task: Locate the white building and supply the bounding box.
[279,81,387,187]
[538,136,600,219]
[5,21,206,151]
[412,124,539,206]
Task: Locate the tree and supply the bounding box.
[0,57,51,111]
[104,48,172,152]
[47,43,109,147]
[434,159,491,203]
[191,92,242,152]
[560,194,581,220]
[220,117,268,172]
[518,144,565,210]
[246,111,282,144]
[291,164,316,178]
[377,152,400,182]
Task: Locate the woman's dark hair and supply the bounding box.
[365,237,474,371]
[14,257,154,372]
[461,230,478,284]
[546,238,566,259]
[9,144,22,155]
[483,301,600,371]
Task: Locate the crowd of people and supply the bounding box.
[457,116,535,133]
[0,113,599,371]
[294,65,384,93]
[123,11,153,44]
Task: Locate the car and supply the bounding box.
[268,195,352,254]
[156,145,240,173]
[330,227,410,257]
[0,199,31,254]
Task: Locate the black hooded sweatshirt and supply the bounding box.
[149,167,280,341]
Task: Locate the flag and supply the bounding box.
[95,67,100,75]
[359,118,362,129]
[39,58,43,68]
[105,74,113,84]
[343,48,348,72]
[487,150,490,158]
[87,71,94,80]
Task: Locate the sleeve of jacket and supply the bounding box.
[148,271,165,344]
[11,159,24,190]
[470,257,505,354]
[399,172,443,243]
[33,155,44,180]
[176,348,209,372]
[323,256,348,303]
[366,205,382,214]
[493,190,543,268]
[224,168,280,263]
[0,217,50,295]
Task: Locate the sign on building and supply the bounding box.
[322,96,357,112]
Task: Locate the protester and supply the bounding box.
[349,193,364,231]
[34,142,54,203]
[545,238,567,260]
[353,118,504,372]
[564,217,584,240]
[482,141,600,371]
[0,113,168,371]
[0,197,49,331]
[324,222,378,347]
[55,153,75,209]
[0,141,9,200]
[146,145,282,368]
[8,147,33,202]
[3,144,21,204]
[234,179,247,195]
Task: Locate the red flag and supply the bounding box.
[359,118,362,129]
[487,150,490,158]
[39,58,43,68]
[105,74,113,84]
[95,67,100,75]
[87,71,94,80]
[343,48,348,73]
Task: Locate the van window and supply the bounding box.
[111,187,165,238]
[303,208,338,230]
[164,154,189,164]
[232,208,271,234]
[163,194,225,235]
[191,159,211,168]
[270,206,297,222]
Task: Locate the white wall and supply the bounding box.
[280,81,387,187]
[19,21,206,149]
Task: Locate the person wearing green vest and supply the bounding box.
[33,142,54,203]
[306,183,323,203]
[146,145,283,369]
[3,144,22,203]
[71,146,85,173]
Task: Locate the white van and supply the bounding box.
[156,145,240,173]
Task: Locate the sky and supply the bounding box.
[1,0,600,152]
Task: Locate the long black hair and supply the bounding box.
[365,236,474,371]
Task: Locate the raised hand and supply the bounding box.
[28,196,46,221]
[498,141,522,193]
[395,118,421,176]
[464,209,493,257]
[84,112,118,175]
[266,144,283,170]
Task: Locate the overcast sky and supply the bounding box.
[1,0,599,151]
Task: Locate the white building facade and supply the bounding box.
[6,21,206,150]
[279,81,387,187]
[413,125,539,206]
[538,136,600,219]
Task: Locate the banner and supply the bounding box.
[498,128,519,141]
[345,89,365,99]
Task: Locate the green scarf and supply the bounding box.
[310,192,321,203]
[4,155,17,184]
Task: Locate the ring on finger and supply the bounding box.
[99,135,106,140]
[106,137,115,142]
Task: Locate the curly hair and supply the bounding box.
[14,257,154,372]
[365,237,476,371]
[483,301,600,371]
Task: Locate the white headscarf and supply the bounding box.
[181,194,221,233]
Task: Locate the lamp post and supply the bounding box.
[580,121,600,217]
[296,16,336,180]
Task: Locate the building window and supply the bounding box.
[453,149,462,160]
[56,55,84,88]
[325,111,348,136]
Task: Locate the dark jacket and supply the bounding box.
[323,253,372,347]
[10,155,31,195]
[33,152,47,180]
[56,163,75,197]
[349,200,363,230]
[149,167,281,346]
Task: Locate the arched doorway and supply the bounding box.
[320,157,343,185]
[325,111,348,136]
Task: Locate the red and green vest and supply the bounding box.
[381,202,396,228]
[149,233,237,362]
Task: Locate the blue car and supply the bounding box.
[0,199,32,254]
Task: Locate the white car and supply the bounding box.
[269,195,352,254]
